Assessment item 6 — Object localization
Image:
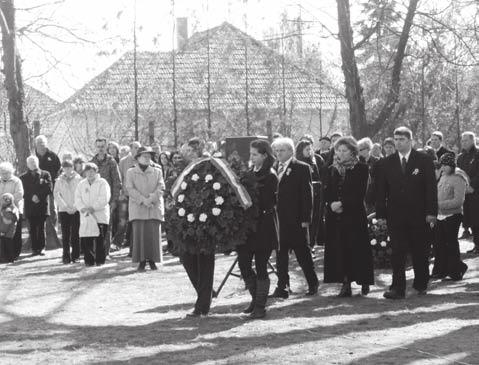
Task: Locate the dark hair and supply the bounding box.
[393,127,413,140]
[431,131,443,141]
[331,132,343,139]
[187,137,204,157]
[319,136,331,143]
[250,139,275,170]
[73,156,84,165]
[383,137,395,147]
[272,132,283,140]
[84,162,98,173]
[295,140,312,161]
[334,136,359,156]
[61,160,74,168]
[95,137,107,144]
[300,134,314,144]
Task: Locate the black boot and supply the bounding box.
[243,276,256,314]
[250,278,270,319]
[337,282,352,297]
[137,261,146,272]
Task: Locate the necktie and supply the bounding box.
[401,156,407,174]
[277,163,285,177]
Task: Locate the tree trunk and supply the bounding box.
[336,0,367,138]
[0,0,30,173]
[336,0,419,138]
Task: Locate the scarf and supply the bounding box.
[139,163,149,172]
[333,155,359,177]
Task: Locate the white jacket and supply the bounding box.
[54,172,82,212]
[74,176,111,237]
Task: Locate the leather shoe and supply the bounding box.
[416,289,427,296]
[383,289,405,300]
[361,285,370,296]
[305,284,319,296]
[137,261,146,272]
[269,288,289,299]
[337,283,352,298]
[149,261,158,270]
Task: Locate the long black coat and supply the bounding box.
[375,150,438,228]
[323,162,374,285]
[245,168,279,252]
[20,169,52,218]
[276,158,313,248]
[457,146,479,226]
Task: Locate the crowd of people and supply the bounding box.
[0,126,477,319]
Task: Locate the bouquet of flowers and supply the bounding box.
[368,213,392,269]
[164,157,258,255]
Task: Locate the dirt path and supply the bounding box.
[1,240,478,365]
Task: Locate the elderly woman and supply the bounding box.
[74,163,111,266]
[126,146,165,271]
[20,156,52,256]
[119,145,130,160]
[432,153,469,280]
[54,160,82,264]
[358,137,380,213]
[238,139,279,319]
[323,136,374,297]
[0,162,23,262]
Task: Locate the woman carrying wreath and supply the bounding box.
[237,139,279,319]
[323,136,374,297]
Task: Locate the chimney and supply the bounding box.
[176,17,188,50]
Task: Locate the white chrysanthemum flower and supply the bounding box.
[191,174,200,182]
[205,174,213,182]
[371,239,377,246]
[215,196,224,205]
[187,213,195,222]
[180,181,187,190]
[212,208,221,216]
[177,194,185,203]
[372,218,378,225]
[380,241,387,247]
[199,213,208,222]
[213,182,221,190]
[178,208,186,217]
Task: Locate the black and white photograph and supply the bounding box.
[0,0,479,363]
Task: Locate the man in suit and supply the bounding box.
[376,127,438,299]
[270,137,319,298]
[20,155,53,256]
[429,131,452,160]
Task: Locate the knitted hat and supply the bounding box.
[439,152,456,169]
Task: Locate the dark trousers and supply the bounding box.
[277,243,318,290]
[472,225,479,248]
[433,214,467,279]
[59,212,80,261]
[81,224,108,266]
[182,252,215,314]
[237,246,272,280]
[389,225,430,293]
[29,216,46,253]
[13,215,23,259]
[310,187,321,247]
[0,237,14,262]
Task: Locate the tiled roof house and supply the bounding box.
[46,22,347,154]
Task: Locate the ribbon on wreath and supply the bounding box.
[170,157,252,209]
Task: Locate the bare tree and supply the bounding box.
[0,0,30,172]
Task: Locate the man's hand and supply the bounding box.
[32,195,40,203]
[331,201,343,214]
[426,215,437,228]
[301,222,309,228]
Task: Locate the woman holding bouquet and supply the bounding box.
[323,136,374,297]
[237,139,279,319]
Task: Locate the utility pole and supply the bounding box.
[133,0,139,141]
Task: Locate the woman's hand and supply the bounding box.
[331,201,343,213]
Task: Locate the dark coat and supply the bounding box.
[276,158,313,248]
[245,167,279,252]
[20,169,52,218]
[375,150,438,228]
[436,146,453,160]
[360,155,380,211]
[36,149,61,183]
[323,162,373,284]
[457,146,479,226]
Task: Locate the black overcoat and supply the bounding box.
[457,146,479,226]
[245,167,279,252]
[323,162,374,285]
[20,169,52,218]
[375,150,438,228]
[276,158,313,248]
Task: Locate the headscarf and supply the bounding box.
[332,154,359,177]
